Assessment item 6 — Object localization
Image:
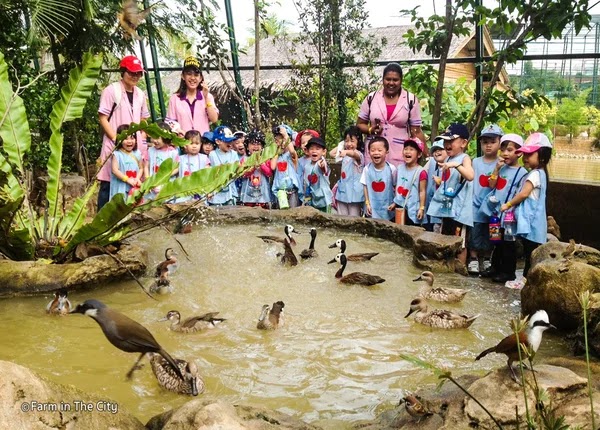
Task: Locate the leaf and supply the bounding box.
[57,181,98,240]
[116,120,189,147]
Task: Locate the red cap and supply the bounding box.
[294,129,320,147]
[119,55,145,73]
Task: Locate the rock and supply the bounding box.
[35,174,93,215]
[572,303,600,358]
[547,216,561,240]
[0,360,144,429]
[146,399,322,429]
[412,232,464,274]
[530,240,600,270]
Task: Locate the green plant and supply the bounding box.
[577,291,597,430]
[556,90,589,142]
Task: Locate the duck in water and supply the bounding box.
[412,271,467,303]
[300,228,318,259]
[404,298,479,329]
[328,253,385,286]
[159,310,226,333]
[46,289,72,315]
[257,224,300,246]
[149,353,204,396]
[257,301,285,330]
[328,239,378,261]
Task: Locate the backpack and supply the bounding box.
[107,82,122,122]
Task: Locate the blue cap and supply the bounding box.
[430,138,445,150]
[435,123,469,140]
[202,131,215,142]
[480,124,503,138]
[213,126,237,143]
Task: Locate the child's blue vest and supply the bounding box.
[208,149,239,204]
[336,155,365,204]
[472,157,498,223]
[179,153,210,177]
[272,151,300,192]
[393,163,424,224]
[364,162,395,220]
[147,146,179,176]
[303,160,333,208]
[110,150,141,200]
[480,165,526,221]
[241,160,272,204]
[516,169,548,244]
[425,159,442,224]
[427,152,473,227]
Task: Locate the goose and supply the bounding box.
[413,271,467,303]
[46,289,72,315]
[257,224,300,246]
[404,298,479,329]
[299,228,318,259]
[155,248,178,277]
[257,301,285,330]
[149,353,204,396]
[159,310,226,333]
[328,253,385,286]
[328,239,378,261]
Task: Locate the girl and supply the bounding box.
[208,125,239,206]
[500,132,552,279]
[240,130,273,208]
[110,124,143,201]
[335,126,365,216]
[360,137,396,220]
[177,130,210,203]
[302,137,333,212]
[144,121,180,201]
[424,139,446,232]
[297,129,320,188]
[201,131,215,156]
[389,137,427,225]
[271,124,301,208]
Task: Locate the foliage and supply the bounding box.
[500,89,557,136]
[510,61,575,100]
[557,90,589,140]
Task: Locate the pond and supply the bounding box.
[0,223,570,427]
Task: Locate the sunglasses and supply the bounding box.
[126,71,143,77]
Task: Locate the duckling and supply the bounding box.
[328,239,378,261]
[413,271,467,303]
[300,228,318,259]
[149,353,204,396]
[159,310,226,333]
[404,298,479,329]
[155,248,178,277]
[46,289,72,315]
[280,238,298,267]
[257,224,300,246]
[257,301,285,330]
[328,253,385,286]
[149,273,173,295]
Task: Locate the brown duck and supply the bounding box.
[159,310,226,333]
[299,228,318,259]
[46,289,72,315]
[257,301,285,330]
[328,239,378,261]
[149,353,204,396]
[257,224,299,246]
[328,253,385,286]
[155,248,178,277]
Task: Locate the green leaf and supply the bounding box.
[57,181,98,240]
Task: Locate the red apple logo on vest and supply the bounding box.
[308,173,318,184]
[277,161,288,172]
[396,186,409,197]
[479,174,491,187]
[341,171,346,179]
[371,180,385,192]
[184,171,191,176]
[496,176,508,190]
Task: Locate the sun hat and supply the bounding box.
[294,129,320,147]
[403,137,424,153]
[119,55,144,73]
[435,123,469,140]
[202,131,215,143]
[165,120,183,136]
[233,131,247,139]
[500,133,524,148]
[517,132,552,154]
[213,126,237,143]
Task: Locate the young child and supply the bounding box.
[144,121,180,200]
[297,129,320,187]
[389,137,427,226]
[110,124,143,201]
[427,123,474,266]
[240,130,273,208]
[424,139,446,232]
[468,124,503,275]
[233,131,247,157]
[302,137,333,212]
[335,126,365,216]
[271,124,301,208]
[360,137,396,220]
[480,134,527,282]
[500,132,552,280]
[201,131,215,156]
[208,125,239,206]
[177,130,210,202]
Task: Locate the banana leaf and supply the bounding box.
[57,181,98,240]
[117,120,188,147]
[45,51,103,235]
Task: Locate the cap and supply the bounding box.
[202,131,215,143]
[119,55,144,73]
[435,123,469,140]
[430,138,445,151]
[403,137,424,153]
[480,124,503,138]
[294,129,320,147]
[517,132,553,154]
[306,137,326,149]
[165,119,183,136]
[213,126,237,143]
[500,133,524,148]
[183,56,201,72]
[233,130,247,138]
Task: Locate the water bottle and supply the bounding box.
[489,212,502,244]
[503,210,516,241]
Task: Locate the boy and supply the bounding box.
[302,137,333,212]
[424,139,446,232]
[468,124,502,275]
[207,126,239,206]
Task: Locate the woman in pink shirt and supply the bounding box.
[356,62,427,166]
[165,56,219,134]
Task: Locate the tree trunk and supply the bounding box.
[253,0,262,129]
[330,0,346,137]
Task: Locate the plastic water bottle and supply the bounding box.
[489,213,502,244]
[503,210,516,241]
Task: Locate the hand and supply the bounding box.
[433,175,442,186]
[373,121,383,135]
[495,158,505,170]
[365,202,372,216]
[201,81,209,99]
[317,157,326,169]
[417,208,424,220]
[442,161,459,171]
[387,203,396,211]
[500,203,509,212]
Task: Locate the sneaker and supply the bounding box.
[483,259,492,271]
[505,279,525,289]
[480,268,496,278]
[468,259,479,275]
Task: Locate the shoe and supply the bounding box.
[480,268,496,278]
[482,259,492,271]
[492,273,516,283]
[505,279,525,289]
[468,260,479,275]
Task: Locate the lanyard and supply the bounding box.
[443,167,465,198]
[503,167,525,204]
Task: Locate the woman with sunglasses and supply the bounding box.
[165,56,219,135]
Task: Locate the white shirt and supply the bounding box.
[526,170,541,200]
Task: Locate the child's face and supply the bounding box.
[234,138,246,155]
[247,140,262,154]
[202,142,213,155]
[300,134,312,152]
[444,138,466,157]
[432,148,446,164]
[522,151,539,169]
[217,139,231,152]
[402,144,421,165]
[152,137,165,149]
[307,144,325,161]
[500,142,521,166]
[185,140,201,156]
[122,135,136,151]
[274,133,285,147]
[369,141,388,166]
[344,135,358,151]
[480,136,501,157]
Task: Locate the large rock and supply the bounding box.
[529,240,600,270]
[412,232,464,274]
[146,399,322,430]
[0,360,144,429]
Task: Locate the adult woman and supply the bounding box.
[165,56,219,134]
[356,62,427,166]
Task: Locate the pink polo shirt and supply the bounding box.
[165,91,218,134]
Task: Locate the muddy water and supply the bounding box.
[0,224,570,426]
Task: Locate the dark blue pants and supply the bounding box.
[97,180,110,211]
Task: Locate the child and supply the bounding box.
[271,124,301,208]
[177,130,210,202]
[468,124,503,275]
[110,124,143,201]
[427,123,474,266]
[424,139,446,232]
[233,131,247,157]
[480,134,527,282]
[389,137,427,225]
[297,129,320,187]
[144,121,180,201]
[201,131,215,156]
[335,126,365,216]
[360,136,396,220]
[240,130,273,208]
[208,125,239,206]
[500,132,552,280]
[302,137,333,212]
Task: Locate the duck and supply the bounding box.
[155,248,178,277]
[159,310,226,333]
[327,253,385,286]
[328,239,378,261]
[280,238,298,267]
[173,213,194,234]
[149,353,204,396]
[413,271,467,303]
[257,301,285,330]
[300,228,318,259]
[404,298,479,329]
[257,224,300,246]
[46,289,72,315]
[149,273,173,295]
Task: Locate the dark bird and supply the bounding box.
[402,395,433,422]
[404,298,479,329]
[159,310,226,333]
[413,271,467,303]
[118,0,163,40]
[155,247,178,278]
[70,299,182,380]
[328,239,378,261]
[257,301,285,330]
[475,310,555,383]
[173,213,194,234]
[46,289,72,315]
[149,353,204,396]
[300,228,318,259]
[280,238,298,266]
[328,253,385,286]
[257,224,300,246]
